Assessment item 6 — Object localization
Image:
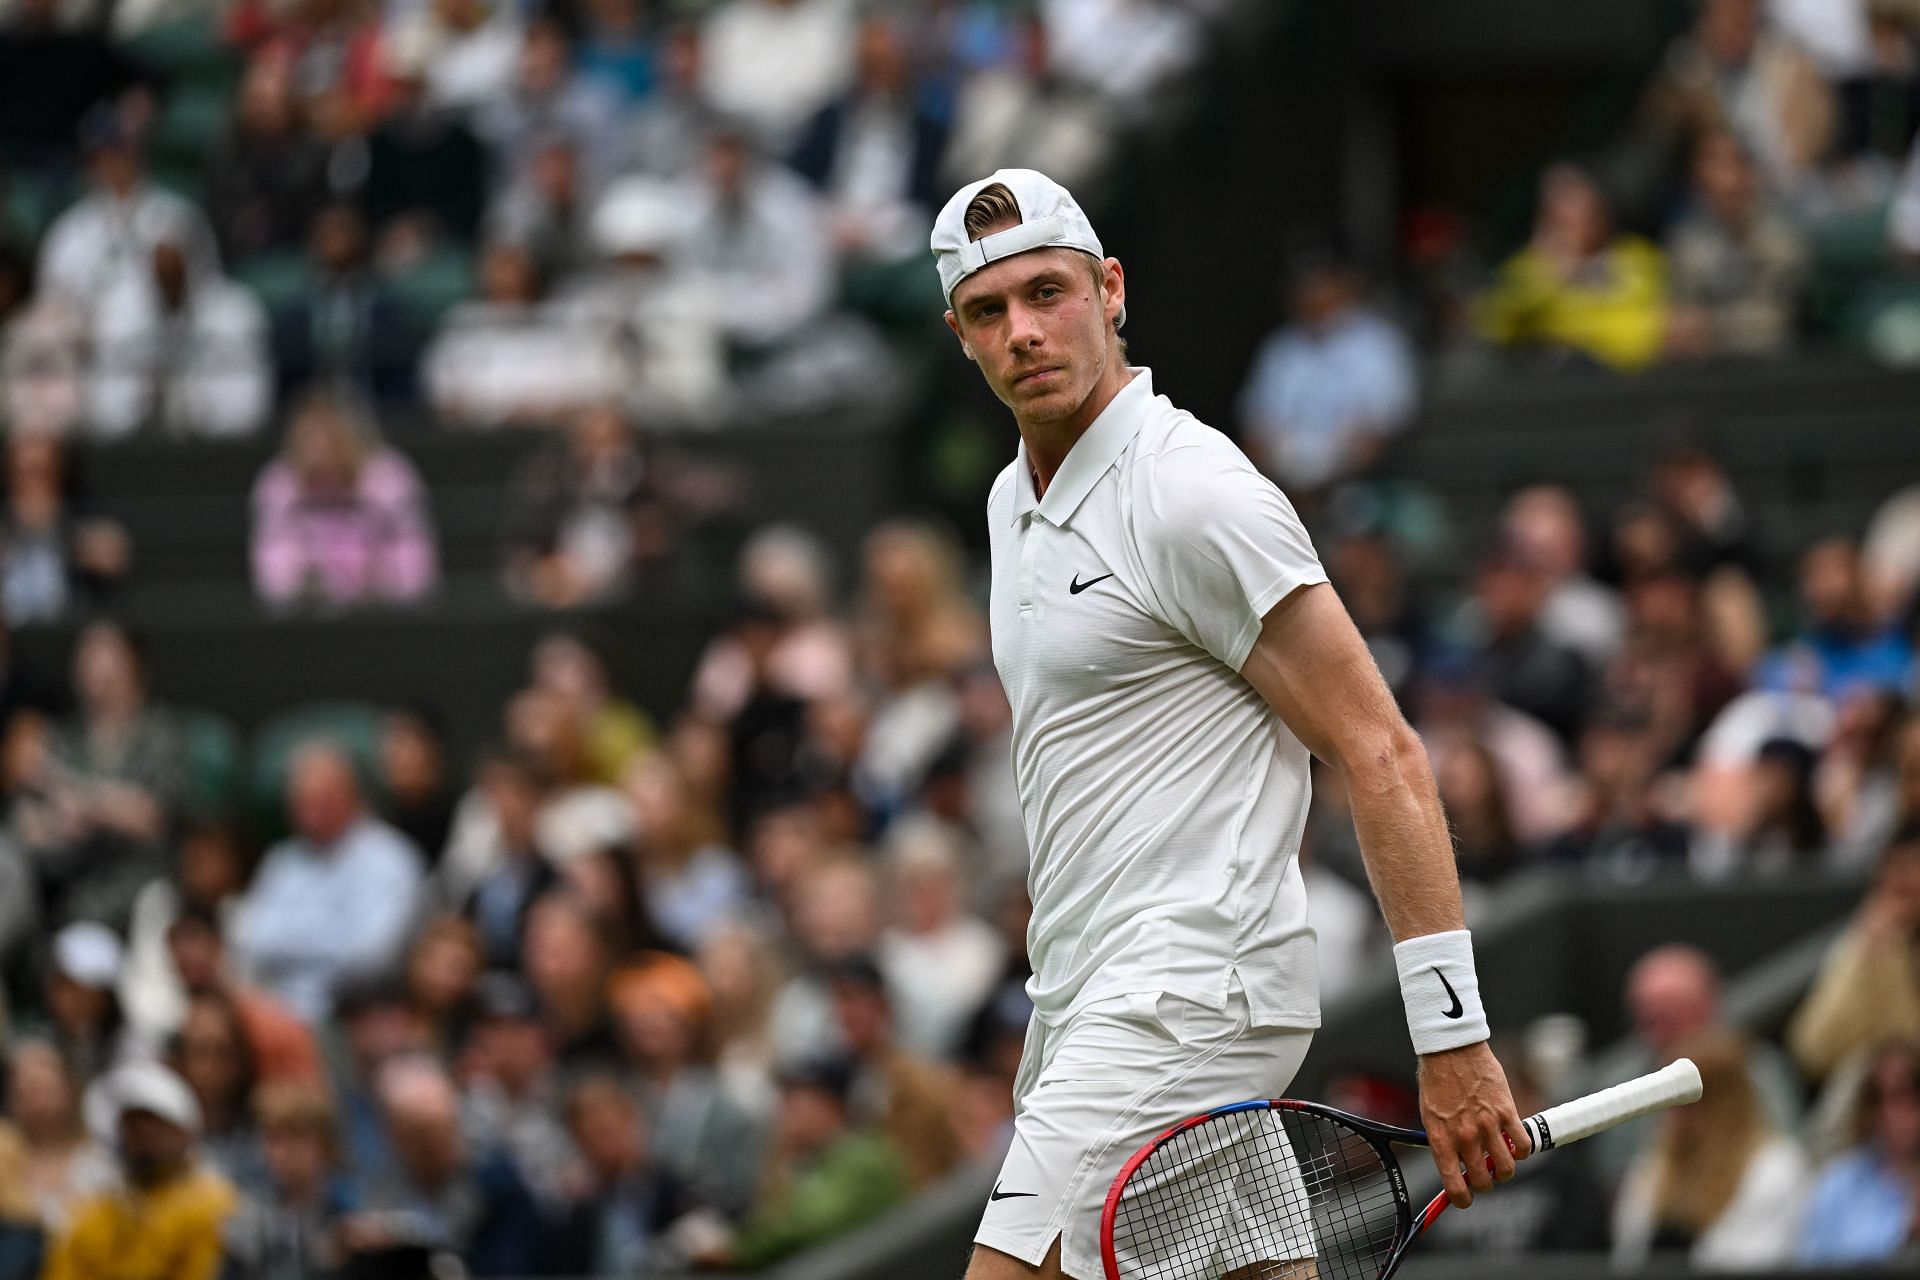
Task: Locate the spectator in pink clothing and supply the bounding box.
[250,393,439,608]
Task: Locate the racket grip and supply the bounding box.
[1519,1057,1702,1152]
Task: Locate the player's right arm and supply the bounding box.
[1128,438,1527,1206]
[1238,581,1530,1207]
[1239,582,1458,939]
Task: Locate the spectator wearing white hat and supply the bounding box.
[42,1062,236,1280]
[38,923,130,1084]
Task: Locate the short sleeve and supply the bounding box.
[1133,433,1328,671]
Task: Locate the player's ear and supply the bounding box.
[944,309,975,361]
[1103,257,1126,330]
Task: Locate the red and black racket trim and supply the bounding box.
[1099,1098,1432,1280]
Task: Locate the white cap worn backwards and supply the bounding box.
[931,168,1124,328]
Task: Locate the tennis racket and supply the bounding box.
[1100,1057,1702,1280]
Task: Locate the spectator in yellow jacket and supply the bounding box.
[1478,164,1670,371]
[44,1063,236,1280]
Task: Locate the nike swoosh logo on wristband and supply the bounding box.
[1432,966,1464,1020]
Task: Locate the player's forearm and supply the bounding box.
[1340,726,1467,943]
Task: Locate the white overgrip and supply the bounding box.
[1520,1058,1703,1152]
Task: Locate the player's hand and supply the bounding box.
[1417,1040,1532,1209]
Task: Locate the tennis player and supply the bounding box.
[932,169,1533,1280]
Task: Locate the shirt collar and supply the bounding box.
[1010,367,1153,526]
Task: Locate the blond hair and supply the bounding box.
[1648,1031,1770,1235]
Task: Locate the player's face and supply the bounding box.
[946,247,1123,427]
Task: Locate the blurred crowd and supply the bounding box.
[0,0,1917,1277]
[0,515,1038,1277]
[0,0,1222,442]
[1209,5,1920,1268]
[1281,434,1920,1263]
[1281,453,1920,894]
[1226,0,1920,907]
[1,472,1916,1275]
[0,0,1239,616]
[1414,904,1920,1270]
[1463,0,1920,375]
[1240,0,1920,507]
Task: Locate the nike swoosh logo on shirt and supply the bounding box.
[1069,573,1115,595]
[1433,966,1464,1020]
[990,1182,1039,1202]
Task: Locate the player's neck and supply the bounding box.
[1017,359,1136,498]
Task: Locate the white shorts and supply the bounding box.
[974,987,1315,1280]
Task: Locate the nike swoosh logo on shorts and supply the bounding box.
[1433,966,1464,1019]
[990,1182,1039,1201]
[1069,573,1115,595]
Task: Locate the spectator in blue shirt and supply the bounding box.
[1758,537,1915,700]
[1800,1038,1920,1265]
[1236,249,1417,497]
[232,744,426,1022]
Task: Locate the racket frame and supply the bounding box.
[1098,1098,1433,1280]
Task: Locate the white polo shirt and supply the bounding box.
[988,367,1330,1031]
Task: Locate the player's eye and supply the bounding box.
[1036,286,1061,301]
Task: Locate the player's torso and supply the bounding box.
[988,466,1276,864]
[986,448,1315,1022]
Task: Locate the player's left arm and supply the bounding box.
[1238,581,1533,1208]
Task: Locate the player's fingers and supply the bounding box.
[1459,1130,1495,1193]
[1506,1107,1535,1161]
[1429,1130,1472,1209]
[1485,1118,1518,1183]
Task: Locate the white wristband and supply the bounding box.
[1394,929,1490,1055]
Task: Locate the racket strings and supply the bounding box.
[1110,1110,1406,1280]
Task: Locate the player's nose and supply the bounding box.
[1005,301,1046,350]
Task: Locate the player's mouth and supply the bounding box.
[1014,366,1064,387]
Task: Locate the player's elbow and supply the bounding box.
[1335,722,1430,798]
